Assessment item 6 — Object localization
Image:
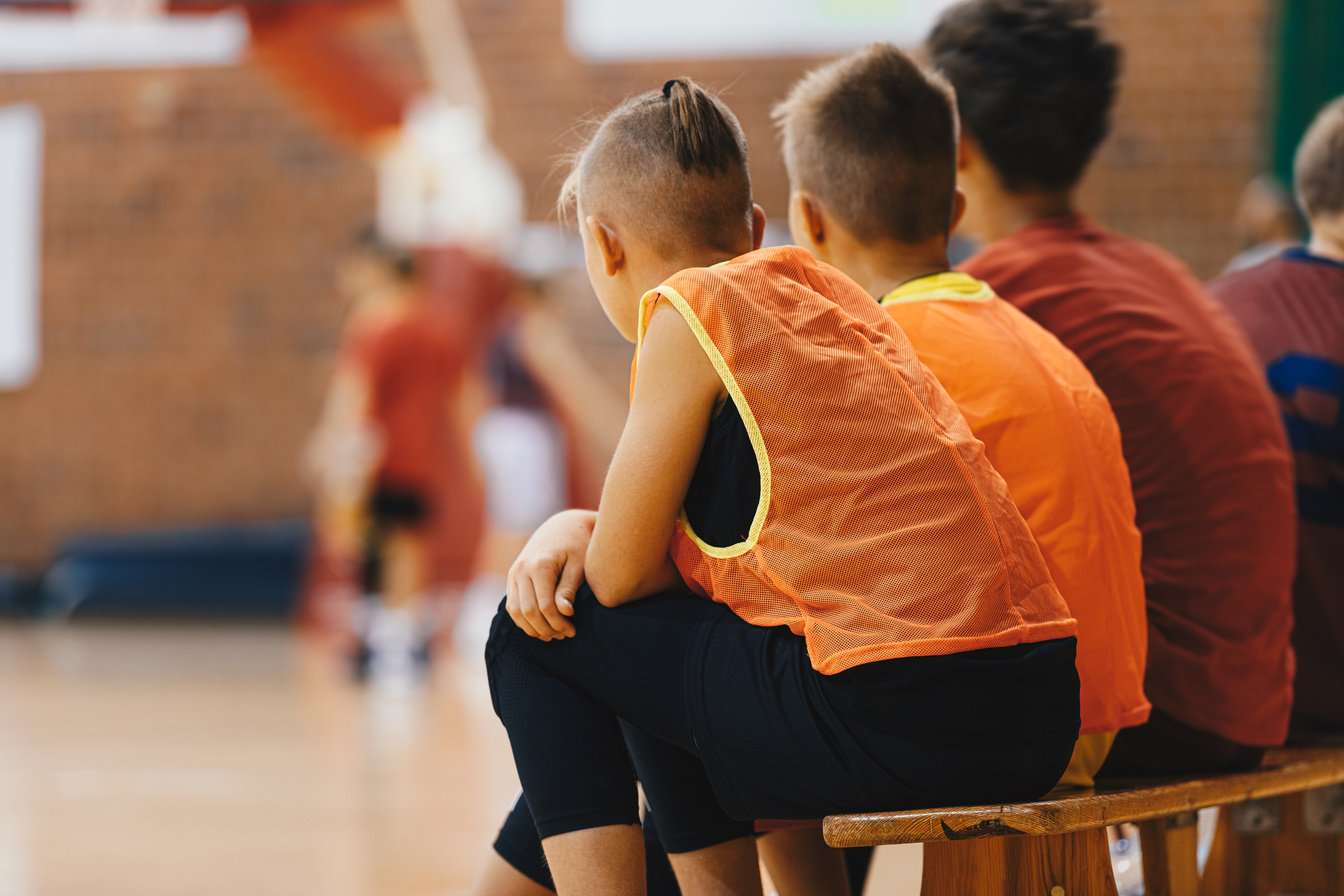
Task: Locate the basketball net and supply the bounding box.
[375,95,523,259]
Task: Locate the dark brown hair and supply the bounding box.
[353,222,417,281]
[1295,95,1344,221]
[773,43,959,245]
[559,78,753,257]
[926,0,1120,193]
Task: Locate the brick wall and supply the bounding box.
[0,64,372,568]
[0,0,1274,568]
[461,0,1274,274]
[1084,0,1275,268]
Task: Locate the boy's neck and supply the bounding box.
[1308,213,1344,261]
[828,237,952,301]
[958,136,1080,245]
[632,243,752,298]
[959,150,1078,244]
[663,246,748,276]
[972,186,1078,245]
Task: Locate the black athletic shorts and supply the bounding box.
[368,482,430,528]
[486,585,1079,866]
[359,482,431,592]
[1097,706,1266,778]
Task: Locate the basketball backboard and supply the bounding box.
[565,0,960,61]
[0,104,42,391]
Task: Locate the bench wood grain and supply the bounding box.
[823,748,1344,849]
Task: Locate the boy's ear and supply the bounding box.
[950,187,968,234]
[751,203,767,250]
[586,215,624,276]
[788,190,828,250]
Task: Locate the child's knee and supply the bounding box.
[483,596,511,661]
[484,597,526,718]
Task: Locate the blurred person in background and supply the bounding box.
[457,300,571,654]
[453,253,639,657]
[307,226,510,684]
[927,0,1297,777]
[1209,95,1344,741]
[1223,174,1305,274]
[472,327,569,590]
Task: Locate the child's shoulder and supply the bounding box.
[702,245,874,307]
[667,244,813,281]
[661,248,887,344]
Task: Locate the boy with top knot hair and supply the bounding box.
[477,76,1080,896]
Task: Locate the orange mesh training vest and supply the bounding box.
[634,246,1076,674]
[882,272,1148,734]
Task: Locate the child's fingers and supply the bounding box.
[515,562,570,640]
[555,557,585,617]
[528,561,576,638]
[506,574,547,640]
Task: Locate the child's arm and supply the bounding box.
[585,299,724,607]
[303,363,379,561]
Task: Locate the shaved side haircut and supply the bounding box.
[559,78,754,258]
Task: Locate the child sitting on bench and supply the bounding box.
[760,41,1151,895]
[480,76,1080,896]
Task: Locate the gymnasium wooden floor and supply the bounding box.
[0,621,920,895]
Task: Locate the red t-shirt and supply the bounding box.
[1210,249,1344,738]
[345,299,462,493]
[341,248,513,495]
[963,215,1296,747]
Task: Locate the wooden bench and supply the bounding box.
[822,747,1344,895]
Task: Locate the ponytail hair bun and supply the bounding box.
[662,78,744,178]
[559,78,753,257]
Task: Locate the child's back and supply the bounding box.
[650,246,1075,673]
[480,76,1081,896]
[880,272,1149,781]
[773,41,1147,760]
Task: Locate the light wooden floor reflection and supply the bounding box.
[0,622,919,896]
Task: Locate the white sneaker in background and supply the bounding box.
[368,605,421,691]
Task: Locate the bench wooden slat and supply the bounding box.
[823,748,1344,848]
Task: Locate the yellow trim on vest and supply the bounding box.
[637,284,771,559]
[879,271,995,307]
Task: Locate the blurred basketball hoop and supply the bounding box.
[0,0,246,72]
[376,97,524,257]
[566,0,962,60]
[75,0,166,18]
[378,0,522,255]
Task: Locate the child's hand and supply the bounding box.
[506,510,595,640]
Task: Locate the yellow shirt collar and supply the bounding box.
[879,271,995,307]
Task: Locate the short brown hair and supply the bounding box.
[559,78,753,258]
[773,43,959,245]
[1295,95,1344,221]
